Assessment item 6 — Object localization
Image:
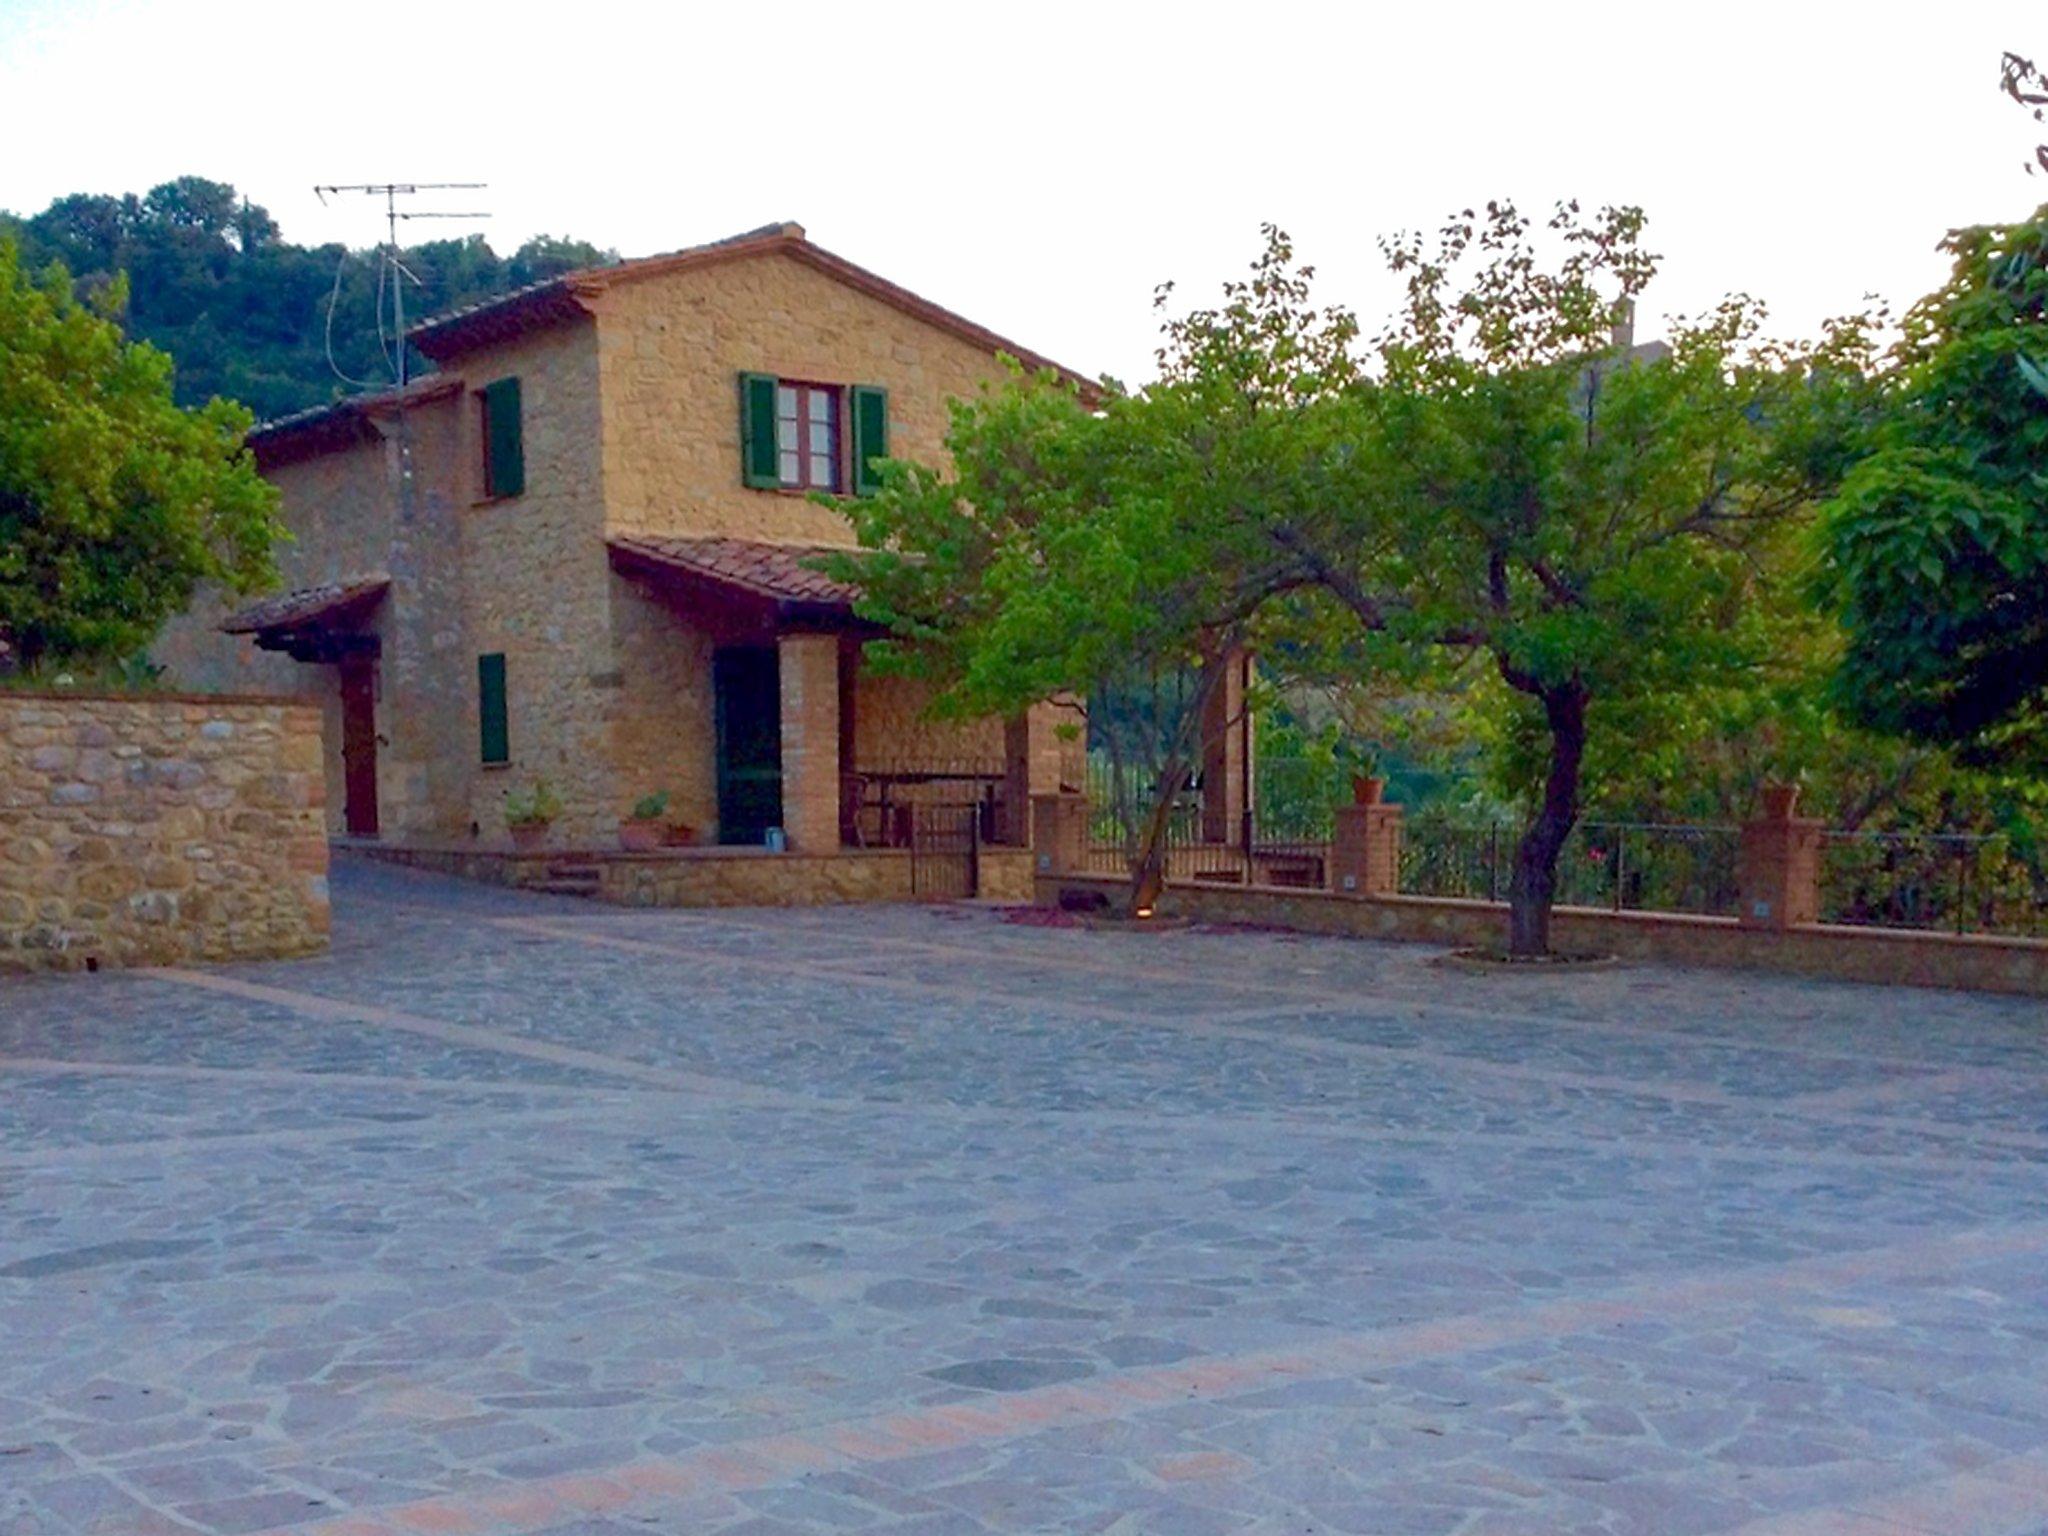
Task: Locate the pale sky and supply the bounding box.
[2,0,2044,385]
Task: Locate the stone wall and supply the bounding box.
[351,843,1035,908]
[852,672,1004,772]
[592,248,1025,548]
[0,694,330,971]
[606,573,721,837]
[153,389,480,842]
[454,321,619,844]
[1035,872,2048,999]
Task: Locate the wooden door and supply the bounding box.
[339,658,379,838]
[713,647,781,845]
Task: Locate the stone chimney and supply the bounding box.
[1611,299,1635,356]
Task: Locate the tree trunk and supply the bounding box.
[1506,682,1588,957]
[1123,649,1232,918]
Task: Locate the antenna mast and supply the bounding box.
[312,181,489,515]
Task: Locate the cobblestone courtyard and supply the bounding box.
[3,857,2047,1536]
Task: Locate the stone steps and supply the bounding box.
[527,861,601,898]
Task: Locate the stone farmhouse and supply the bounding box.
[154,222,1207,895]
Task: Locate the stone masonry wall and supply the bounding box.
[349,843,1036,908]
[592,251,1048,835]
[452,321,620,845]
[592,248,1028,549]
[1037,873,2048,1000]
[152,395,476,842]
[0,694,330,971]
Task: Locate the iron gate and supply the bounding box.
[909,804,981,899]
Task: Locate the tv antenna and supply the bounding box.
[314,182,489,518]
[314,182,489,389]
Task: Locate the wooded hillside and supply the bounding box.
[0,176,615,423]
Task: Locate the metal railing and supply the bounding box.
[1079,796,1251,883]
[1082,757,1336,888]
[1400,820,1742,919]
[1821,831,2048,938]
[1076,771,2047,940]
[845,759,1011,849]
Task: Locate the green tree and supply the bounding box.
[2004,51,2048,176]
[832,372,1297,914]
[2,180,619,421]
[1274,204,1873,953]
[508,234,619,287]
[841,212,1867,950]
[832,233,1359,911]
[1819,202,2048,770]
[0,242,280,671]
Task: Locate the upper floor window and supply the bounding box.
[740,372,888,496]
[776,382,841,492]
[479,376,524,500]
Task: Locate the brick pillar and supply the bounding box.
[1331,801,1402,897]
[1003,702,1069,846]
[1201,650,1250,844]
[1031,791,1088,875]
[778,632,841,853]
[1738,789,1822,929]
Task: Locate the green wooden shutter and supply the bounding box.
[850,384,888,495]
[477,653,509,765]
[482,377,524,498]
[738,372,780,488]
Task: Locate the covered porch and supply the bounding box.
[607,533,1067,856]
[220,574,391,840]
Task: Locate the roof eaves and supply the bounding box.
[404,221,1103,402]
[778,242,1103,405]
[246,377,463,467]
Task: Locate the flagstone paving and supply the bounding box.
[2,856,2046,1535]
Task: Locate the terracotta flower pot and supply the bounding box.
[661,822,697,847]
[1760,782,1801,821]
[1351,775,1386,806]
[508,822,549,852]
[618,818,664,852]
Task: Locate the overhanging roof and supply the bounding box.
[608,534,867,629]
[245,378,462,468]
[221,576,389,660]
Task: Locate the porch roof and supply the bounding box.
[221,575,389,660]
[222,575,389,635]
[607,534,867,628]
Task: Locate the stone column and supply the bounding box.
[1031,791,1089,875]
[1003,702,1069,846]
[1201,650,1250,845]
[1331,801,1403,897]
[1738,787,1823,929]
[777,632,842,853]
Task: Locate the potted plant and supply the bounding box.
[1760,779,1802,821]
[1341,745,1385,806]
[504,778,561,851]
[620,791,670,852]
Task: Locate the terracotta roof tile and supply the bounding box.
[221,576,390,634]
[607,534,863,611]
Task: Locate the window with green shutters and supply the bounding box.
[739,373,780,488]
[477,653,509,765]
[850,385,888,495]
[480,377,524,499]
[737,373,888,495]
